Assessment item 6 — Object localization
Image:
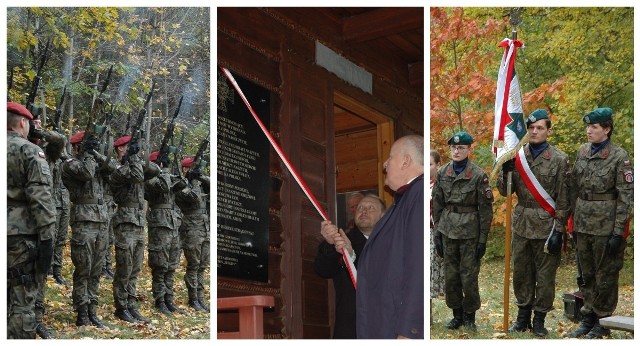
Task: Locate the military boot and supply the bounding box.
[76,305,91,327]
[446,308,464,330]
[114,307,137,323]
[463,312,477,332]
[52,267,68,286]
[189,298,205,312]
[165,295,186,314]
[566,312,596,338]
[128,305,151,323]
[155,298,172,316]
[88,303,106,328]
[197,297,210,311]
[584,318,611,339]
[36,323,53,339]
[532,311,548,337]
[508,306,532,332]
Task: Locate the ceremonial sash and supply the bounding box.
[514,147,556,217]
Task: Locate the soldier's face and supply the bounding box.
[586,123,609,144]
[527,120,551,144]
[450,145,471,162]
[17,117,30,138]
[116,144,127,158]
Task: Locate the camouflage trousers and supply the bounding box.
[511,234,561,312]
[113,223,145,309]
[180,227,210,300]
[70,221,108,309]
[576,233,626,317]
[104,201,117,270]
[7,235,38,339]
[148,226,181,301]
[443,235,481,313]
[52,207,70,270]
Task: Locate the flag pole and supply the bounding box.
[502,11,521,331]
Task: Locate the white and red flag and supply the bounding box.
[491,38,528,179]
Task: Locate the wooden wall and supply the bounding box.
[217,7,423,339]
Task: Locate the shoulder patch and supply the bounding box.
[624,171,633,183]
[484,187,493,199]
[624,160,631,166]
[38,151,46,159]
[482,177,489,184]
[40,162,51,176]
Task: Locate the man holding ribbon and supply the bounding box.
[497,109,571,337]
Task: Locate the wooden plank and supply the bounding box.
[599,316,634,332]
[343,8,423,43]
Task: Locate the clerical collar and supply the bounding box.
[452,158,468,175]
[591,138,610,156]
[529,141,549,160]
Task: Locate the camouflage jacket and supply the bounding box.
[570,141,633,237]
[176,179,209,233]
[432,160,493,242]
[7,131,56,240]
[110,155,145,227]
[51,158,70,210]
[497,144,571,239]
[101,157,118,207]
[144,168,183,230]
[61,151,109,223]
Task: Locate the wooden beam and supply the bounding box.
[342,8,423,43]
[408,61,423,87]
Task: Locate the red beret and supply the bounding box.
[181,157,194,168]
[114,135,131,147]
[7,102,34,120]
[70,131,85,144]
[149,150,160,162]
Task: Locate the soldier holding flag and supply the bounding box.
[497,109,571,337]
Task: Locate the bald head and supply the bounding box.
[383,135,424,191]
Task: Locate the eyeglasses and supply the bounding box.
[450,145,469,152]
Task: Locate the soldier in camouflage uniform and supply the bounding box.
[101,156,118,280]
[110,135,160,323]
[497,109,571,337]
[432,131,493,332]
[61,130,110,328]
[176,156,210,311]
[566,108,633,339]
[144,150,188,315]
[51,155,71,287]
[29,113,68,339]
[7,102,56,339]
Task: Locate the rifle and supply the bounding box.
[120,80,154,164]
[172,129,185,177]
[187,133,210,180]
[51,85,67,132]
[26,39,50,116]
[156,95,183,166]
[8,69,13,101]
[81,65,113,154]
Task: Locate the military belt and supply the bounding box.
[149,203,173,209]
[445,204,477,213]
[580,192,617,201]
[75,197,103,205]
[119,202,144,209]
[183,208,207,215]
[519,200,541,208]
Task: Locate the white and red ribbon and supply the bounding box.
[220,66,358,288]
[515,147,556,217]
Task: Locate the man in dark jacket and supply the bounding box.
[315,194,386,338]
[356,135,424,339]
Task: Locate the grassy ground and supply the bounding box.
[430,248,634,339]
[39,242,210,339]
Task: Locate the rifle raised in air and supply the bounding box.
[120,80,154,164]
[156,95,183,166]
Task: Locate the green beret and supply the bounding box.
[448,131,473,145]
[526,108,548,125]
[583,107,612,124]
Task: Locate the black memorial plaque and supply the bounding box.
[217,70,269,282]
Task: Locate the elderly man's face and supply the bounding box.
[383,140,407,191]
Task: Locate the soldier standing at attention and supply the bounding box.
[7,102,56,339]
[432,131,494,332]
[61,130,110,328]
[566,108,633,339]
[176,157,210,311]
[109,135,150,323]
[497,109,571,337]
[144,150,188,315]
